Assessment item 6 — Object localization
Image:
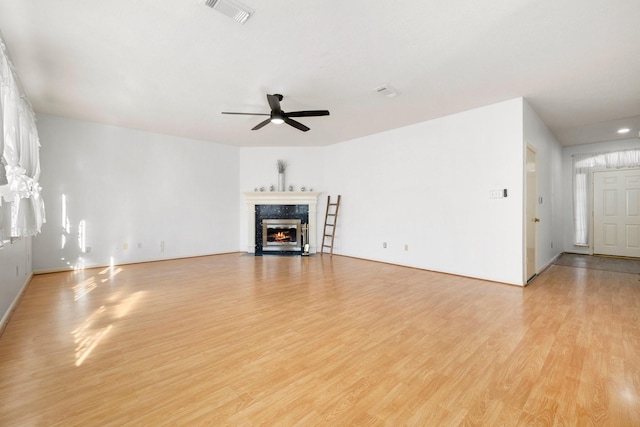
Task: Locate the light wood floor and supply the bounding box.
[1,254,639,426]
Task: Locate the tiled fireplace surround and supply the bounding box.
[243,192,321,255]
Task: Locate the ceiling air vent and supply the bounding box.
[374,84,399,98]
[200,0,254,24]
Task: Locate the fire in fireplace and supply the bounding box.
[262,219,302,252]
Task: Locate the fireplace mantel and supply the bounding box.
[243,191,321,204]
[243,192,321,254]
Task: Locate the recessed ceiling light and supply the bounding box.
[618,128,631,134]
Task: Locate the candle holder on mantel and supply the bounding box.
[277,159,287,191]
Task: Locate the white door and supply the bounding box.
[593,169,640,258]
[525,146,538,282]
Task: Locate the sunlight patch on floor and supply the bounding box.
[72,305,113,367]
[113,291,145,319]
[73,276,98,301]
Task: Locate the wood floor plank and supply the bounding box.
[1,253,640,425]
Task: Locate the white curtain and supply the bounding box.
[572,149,640,246]
[0,30,45,246]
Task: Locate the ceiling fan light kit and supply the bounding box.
[200,0,254,24]
[222,94,330,132]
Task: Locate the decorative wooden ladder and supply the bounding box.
[321,195,341,256]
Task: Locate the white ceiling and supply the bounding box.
[0,0,639,147]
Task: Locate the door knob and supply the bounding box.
[533,218,540,222]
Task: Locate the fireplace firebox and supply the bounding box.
[262,219,301,252]
[253,203,309,255]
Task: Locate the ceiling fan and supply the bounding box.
[222,94,330,132]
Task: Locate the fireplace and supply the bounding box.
[243,191,320,255]
[262,219,301,252]
[254,204,307,255]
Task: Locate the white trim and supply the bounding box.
[539,252,562,275]
[524,144,538,284]
[32,251,240,275]
[0,272,32,335]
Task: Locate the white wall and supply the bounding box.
[523,101,564,272]
[33,114,240,272]
[0,237,32,329]
[562,138,640,254]
[322,98,525,285]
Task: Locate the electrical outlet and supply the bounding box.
[160,241,165,252]
[383,242,387,249]
[123,242,129,250]
[404,244,409,251]
[138,242,142,249]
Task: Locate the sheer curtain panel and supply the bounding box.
[0,30,45,245]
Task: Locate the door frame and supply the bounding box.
[524,144,538,284]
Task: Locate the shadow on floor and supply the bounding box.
[554,253,640,274]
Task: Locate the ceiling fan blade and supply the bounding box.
[286,110,330,118]
[284,118,310,132]
[251,118,272,130]
[222,112,270,116]
[267,94,283,113]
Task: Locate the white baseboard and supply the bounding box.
[0,272,33,335]
[33,251,242,275]
[539,252,563,275]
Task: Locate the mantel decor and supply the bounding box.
[277,159,286,192]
